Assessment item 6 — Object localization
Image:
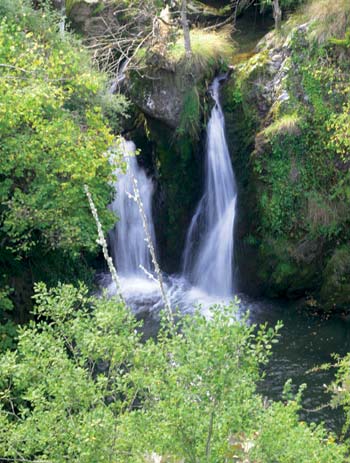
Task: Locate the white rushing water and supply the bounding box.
[107,76,237,315]
[109,140,155,277]
[182,76,237,297]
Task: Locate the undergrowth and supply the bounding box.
[223,0,350,301]
[0,283,346,463]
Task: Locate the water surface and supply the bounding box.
[105,274,350,434]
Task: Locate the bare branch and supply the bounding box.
[84,184,124,303]
[128,163,174,328]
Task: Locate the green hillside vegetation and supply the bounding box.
[0,0,127,324]
[224,0,350,307]
[2,1,350,461]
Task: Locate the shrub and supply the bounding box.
[0,283,346,462]
[0,0,129,315]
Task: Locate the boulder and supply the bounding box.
[320,246,350,311]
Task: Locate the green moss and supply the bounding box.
[146,119,201,269]
[320,246,350,310]
[177,86,201,139]
[222,15,350,305]
[329,29,350,48]
[257,237,321,297]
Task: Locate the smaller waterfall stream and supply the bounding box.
[109,140,155,277]
[182,77,237,297]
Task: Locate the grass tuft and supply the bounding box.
[262,113,301,138]
[167,26,235,71]
[304,0,350,43]
[177,86,201,139]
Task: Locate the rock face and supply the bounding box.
[127,65,188,129]
[125,50,215,129]
[222,19,350,310]
[320,247,350,311]
[123,35,230,269]
[237,22,310,120]
[124,60,211,270]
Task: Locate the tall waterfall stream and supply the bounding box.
[107,77,235,313]
[182,77,237,296]
[103,79,350,432]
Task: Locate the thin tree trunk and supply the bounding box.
[52,0,66,35]
[180,0,192,57]
[59,0,66,36]
[273,0,282,30]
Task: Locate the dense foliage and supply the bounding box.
[0,1,127,322]
[1,1,350,462]
[0,283,346,462]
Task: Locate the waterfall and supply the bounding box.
[109,140,155,276]
[182,76,237,297]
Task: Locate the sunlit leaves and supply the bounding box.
[0,10,126,257]
[0,284,345,462]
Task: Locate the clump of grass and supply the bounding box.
[306,192,340,234]
[329,29,350,48]
[167,26,235,71]
[304,0,350,43]
[262,113,301,138]
[177,86,201,139]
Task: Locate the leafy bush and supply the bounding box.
[0,283,346,462]
[330,353,350,437]
[0,1,128,314]
[0,14,116,255]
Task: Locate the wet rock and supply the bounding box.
[68,1,101,34]
[320,246,350,311]
[127,68,186,129]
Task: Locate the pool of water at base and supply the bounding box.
[100,273,350,435]
[246,296,350,434]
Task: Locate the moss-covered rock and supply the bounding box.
[320,246,350,311]
[146,118,203,271]
[125,26,234,128]
[222,14,350,309]
[124,29,235,270]
[127,64,197,129]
